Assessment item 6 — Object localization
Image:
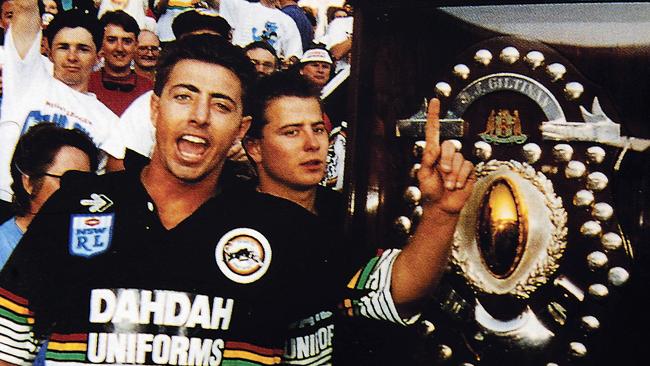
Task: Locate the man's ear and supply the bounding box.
[150,93,160,128]
[21,174,33,196]
[238,116,252,141]
[243,136,262,165]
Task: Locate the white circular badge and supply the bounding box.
[215,228,272,284]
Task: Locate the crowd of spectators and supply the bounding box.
[0,1,476,365]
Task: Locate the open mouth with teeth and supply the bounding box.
[177,134,210,162]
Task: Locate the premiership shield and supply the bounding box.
[342,2,649,365]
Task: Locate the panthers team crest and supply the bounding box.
[69,214,114,258]
[215,228,272,284]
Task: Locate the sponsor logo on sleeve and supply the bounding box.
[215,228,272,284]
[69,213,115,258]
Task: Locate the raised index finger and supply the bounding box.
[422,98,441,167]
[426,98,440,150]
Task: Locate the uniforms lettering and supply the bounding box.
[86,333,224,365]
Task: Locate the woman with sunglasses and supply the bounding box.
[0,123,99,269]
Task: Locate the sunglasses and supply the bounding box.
[101,70,137,92]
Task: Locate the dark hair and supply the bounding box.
[246,71,321,139]
[10,123,99,216]
[99,10,140,38]
[172,9,232,41]
[154,33,256,113]
[44,9,104,51]
[243,40,279,67]
[243,41,278,60]
[44,9,103,51]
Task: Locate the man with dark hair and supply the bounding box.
[243,40,279,77]
[119,10,241,161]
[0,123,98,268]
[88,10,153,116]
[0,0,125,209]
[0,33,298,366]
[244,71,475,365]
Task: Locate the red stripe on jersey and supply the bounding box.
[225,341,283,356]
[50,333,89,342]
[0,287,29,306]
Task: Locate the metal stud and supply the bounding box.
[412,205,424,220]
[601,232,623,251]
[569,342,587,358]
[474,49,493,66]
[524,50,545,69]
[453,64,470,80]
[435,82,452,98]
[546,363,559,366]
[552,144,573,162]
[421,319,436,335]
[581,315,600,331]
[587,251,608,270]
[573,190,594,207]
[548,302,568,325]
[563,82,584,100]
[586,172,608,191]
[394,216,412,235]
[588,284,609,298]
[500,46,520,64]
[541,165,558,175]
[586,146,606,164]
[608,267,630,286]
[404,186,422,205]
[409,163,421,179]
[580,220,602,237]
[413,140,426,159]
[546,63,567,82]
[592,202,614,221]
[565,161,586,178]
[460,363,475,366]
[522,143,542,163]
[473,141,492,161]
[437,344,453,361]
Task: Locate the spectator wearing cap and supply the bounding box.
[279,0,313,50]
[171,8,232,42]
[87,10,153,115]
[243,40,278,77]
[133,29,160,80]
[295,45,335,131]
[299,45,333,90]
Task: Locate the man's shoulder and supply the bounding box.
[55,171,128,204]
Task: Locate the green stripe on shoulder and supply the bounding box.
[356,256,380,289]
[0,307,30,325]
[46,351,86,362]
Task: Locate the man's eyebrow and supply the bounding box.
[170,84,237,104]
[279,121,325,129]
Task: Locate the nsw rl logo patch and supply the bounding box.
[69,214,114,258]
[215,228,272,284]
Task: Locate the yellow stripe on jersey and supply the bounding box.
[223,349,281,365]
[47,341,87,352]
